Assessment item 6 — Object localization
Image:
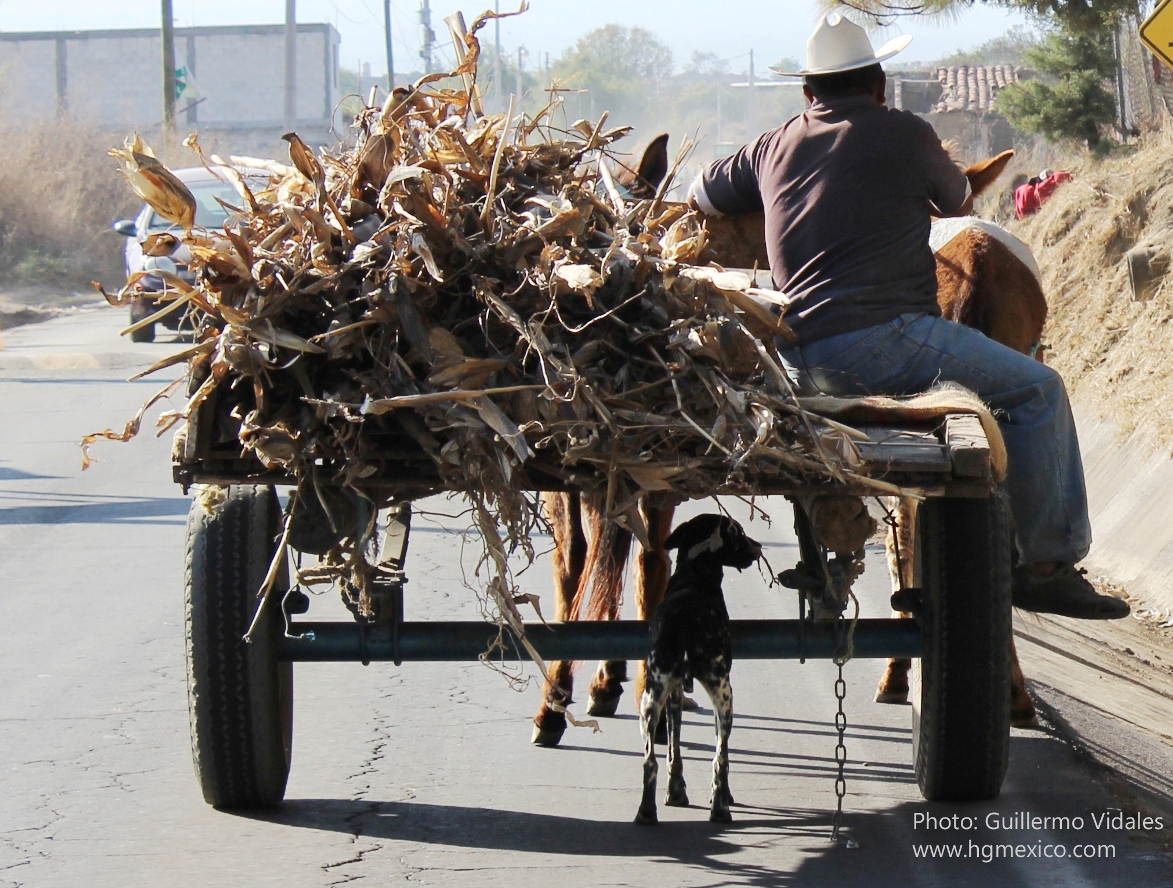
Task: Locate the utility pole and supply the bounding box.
[745,48,757,142]
[284,0,297,132]
[161,0,176,134]
[516,45,524,107]
[716,82,722,144]
[420,0,434,75]
[493,0,502,111]
[384,0,395,91]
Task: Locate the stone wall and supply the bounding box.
[0,24,341,134]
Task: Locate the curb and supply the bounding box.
[0,352,153,371]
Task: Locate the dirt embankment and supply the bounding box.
[1010,129,1173,452]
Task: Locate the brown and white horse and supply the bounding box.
[530,142,1042,745]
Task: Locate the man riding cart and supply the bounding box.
[688,15,1126,621]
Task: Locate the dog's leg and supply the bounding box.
[636,676,667,825]
[665,684,689,807]
[701,674,734,822]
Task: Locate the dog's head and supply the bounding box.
[664,514,762,570]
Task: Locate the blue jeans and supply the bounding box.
[778,312,1091,565]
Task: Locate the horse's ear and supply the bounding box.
[635,133,670,194]
[964,149,1015,199]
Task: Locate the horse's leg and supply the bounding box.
[877,497,916,705]
[532,491,587,747]
[586,660,627,717]
[1009,639,1038,727]
[634,501,675,712]
[584,494,634,716]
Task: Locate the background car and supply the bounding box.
[112,165,268,342]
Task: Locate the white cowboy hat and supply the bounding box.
[768,13,912,77]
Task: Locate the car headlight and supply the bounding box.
[143,255,179,275]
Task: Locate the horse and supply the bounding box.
[530,138,1039,746]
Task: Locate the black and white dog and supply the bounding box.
[635,514,762,825]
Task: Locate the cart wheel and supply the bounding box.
[130,321,155,343]
[185,485,292,808]
[911,488,1011,802]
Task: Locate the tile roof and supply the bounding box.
[933,65,1023,113]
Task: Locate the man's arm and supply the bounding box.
[688,141,766,217]
[918,121,970,216]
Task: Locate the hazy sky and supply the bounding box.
[0,1,1035,74]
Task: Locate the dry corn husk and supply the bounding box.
[109,134,197,229]
[88,7,871,679]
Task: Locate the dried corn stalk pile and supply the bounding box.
[91,10,873,654]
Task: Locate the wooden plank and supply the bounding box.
[856,426,951,474]
[944,413,991,480]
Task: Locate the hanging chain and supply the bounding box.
[830,498,908,847]
[830,620,851,845]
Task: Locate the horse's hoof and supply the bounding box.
[635,809,659,825]
[874,688,910,705]
[531,725,565,747]
[709,808,733,823]
[665,790,689,807]
[1011,706,1039,729]
[681,695,700,711]
[587,694,621,717]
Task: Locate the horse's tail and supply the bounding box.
[571,492,633,624]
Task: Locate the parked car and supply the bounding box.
[112,165,268,342]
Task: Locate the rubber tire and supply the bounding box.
[185,485,292,809]
[911,488,1012,802]
[130,321,155,343]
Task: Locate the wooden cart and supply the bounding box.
[177,400,1012,811]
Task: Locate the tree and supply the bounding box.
[936,25,1040,67]
[769,57,802,79]
[552,25,673,124]
[835,0,1131,150]
[836,0,1134,31]
[684,51,728,77]
[997,28,1118,150]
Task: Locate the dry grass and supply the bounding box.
[1009,129,1173,453]
[0,121,140,290]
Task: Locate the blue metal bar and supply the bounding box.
[279,619,923,662]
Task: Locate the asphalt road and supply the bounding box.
[3,308,1172,887]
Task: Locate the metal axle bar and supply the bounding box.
[279,619,923,663]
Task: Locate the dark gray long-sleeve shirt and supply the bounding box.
[697,94,969,345]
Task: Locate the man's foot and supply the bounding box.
[1013,563,1130,619]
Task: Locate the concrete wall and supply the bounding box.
[0,24,340,132]
[1076,397,1173,616]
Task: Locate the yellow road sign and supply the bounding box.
[1141,0,1173,72]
